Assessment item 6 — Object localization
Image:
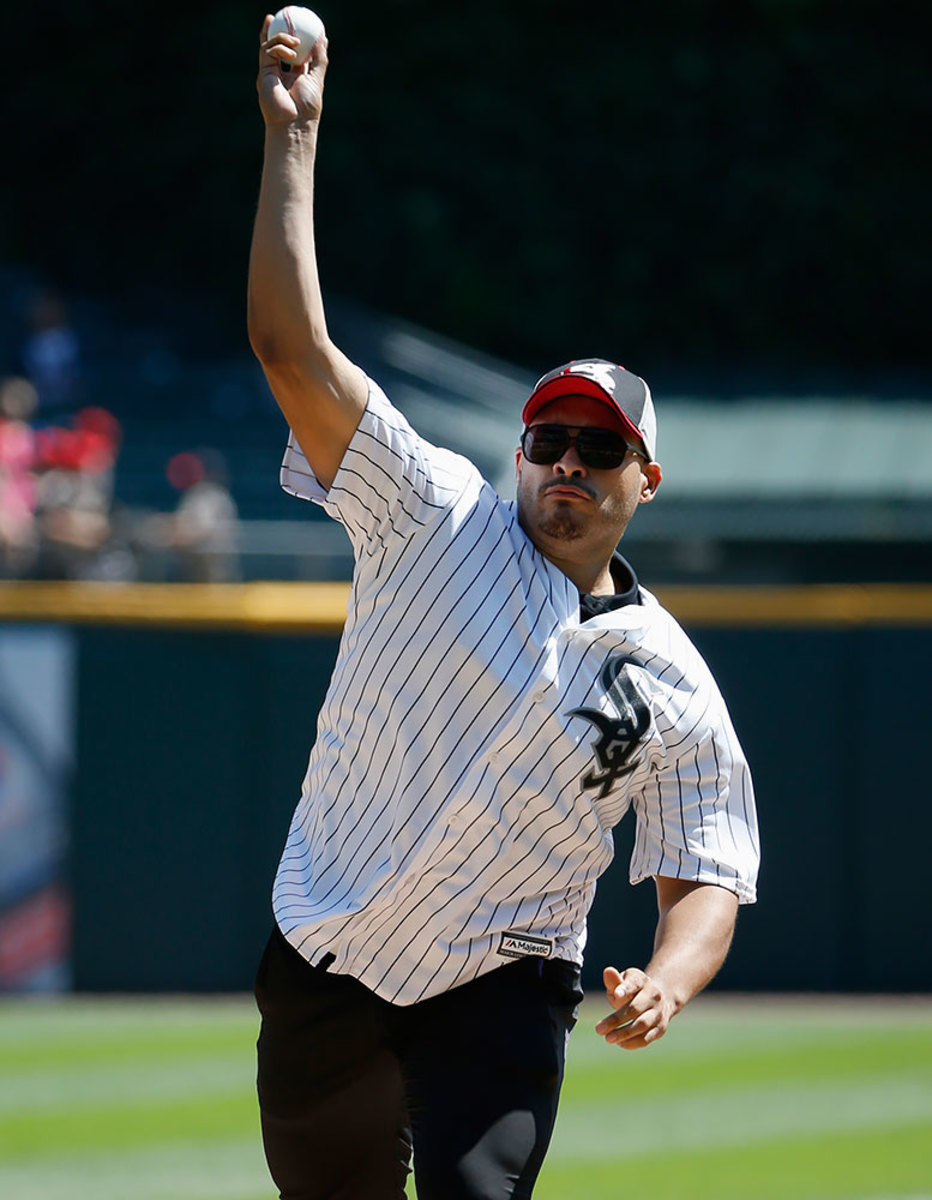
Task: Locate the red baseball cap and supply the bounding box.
[522,358,657,461]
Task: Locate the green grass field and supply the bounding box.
[1,993,929,1200]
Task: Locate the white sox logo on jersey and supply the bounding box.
[569,655,651,798]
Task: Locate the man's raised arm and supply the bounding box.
[247,14,368,491]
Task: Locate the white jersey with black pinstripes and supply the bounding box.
[274,377,759,1005]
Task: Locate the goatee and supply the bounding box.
[537,512,584,541]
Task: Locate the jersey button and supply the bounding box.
[488,751,500,764]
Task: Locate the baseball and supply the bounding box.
[268,6,324,65]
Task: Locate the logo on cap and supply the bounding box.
[558,360,620,395]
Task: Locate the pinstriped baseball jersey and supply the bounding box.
[275,378,759,1005]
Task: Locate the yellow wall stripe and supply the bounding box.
[0,582,352,633]
[0,581,931,632]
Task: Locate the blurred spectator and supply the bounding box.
[0,378,39,577]
[141,450,240,582]
[22,289,82,415]
[34,406,125,579]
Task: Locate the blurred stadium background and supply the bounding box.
[1,1,930,1197]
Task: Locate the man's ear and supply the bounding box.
[639,460,662,504]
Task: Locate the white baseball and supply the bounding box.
[268,6,324,66]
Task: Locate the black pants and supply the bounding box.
[255,926,583,1200]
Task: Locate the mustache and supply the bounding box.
[538,479,597,500]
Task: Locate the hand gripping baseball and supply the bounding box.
[595,966,676,1051]
[257,13,328,127]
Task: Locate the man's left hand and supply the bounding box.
[595,966,676,1050]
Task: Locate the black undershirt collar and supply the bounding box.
[578,552,641,622]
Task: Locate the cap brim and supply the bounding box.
[522,378,649,455]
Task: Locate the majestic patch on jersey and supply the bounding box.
[497,932,554,960]
[568,654,651,798]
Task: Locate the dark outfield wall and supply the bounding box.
[63,618,932,994]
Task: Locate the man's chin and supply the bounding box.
[516,494,585,544]
[537,517,584,542]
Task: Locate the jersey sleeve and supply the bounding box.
[280,376,479,556]
[628,670,760,904]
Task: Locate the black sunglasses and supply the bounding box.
[520,424,645,470]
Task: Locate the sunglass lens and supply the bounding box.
[524,428,567,464]
[576,431,627,469]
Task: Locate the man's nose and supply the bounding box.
[554,446,586,475]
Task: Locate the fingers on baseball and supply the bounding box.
[258,18,328,78]
[263,34,301,63]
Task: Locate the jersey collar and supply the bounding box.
[578,552,641,622]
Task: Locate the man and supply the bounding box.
[248,17,759,1200]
